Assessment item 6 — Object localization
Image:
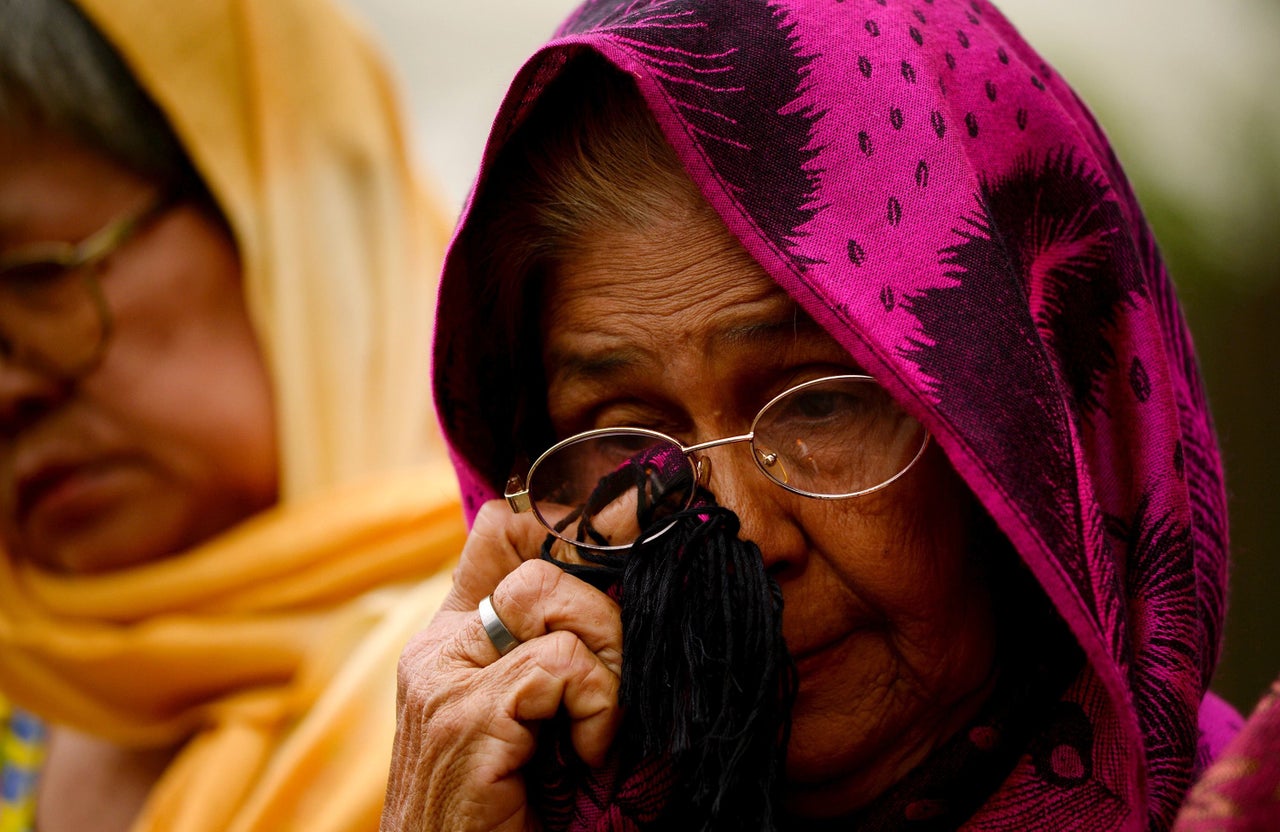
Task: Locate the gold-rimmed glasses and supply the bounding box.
[505,374,931,552]
[0,193,175,378]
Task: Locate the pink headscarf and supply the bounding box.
[433,1,1236,828]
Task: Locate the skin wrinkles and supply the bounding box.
[541,214,792,397]
[540,209,999,818]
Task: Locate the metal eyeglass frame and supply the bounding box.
[0,191,177,378]
[504,373,932,551]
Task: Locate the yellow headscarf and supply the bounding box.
[0,0,465,829]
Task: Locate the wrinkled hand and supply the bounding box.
[381,500,624,832]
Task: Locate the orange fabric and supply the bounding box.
[0,467,463,832]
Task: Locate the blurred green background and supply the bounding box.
[347,0,1279,713]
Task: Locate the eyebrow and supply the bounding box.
[546,346,649,386]
[714,307,828,348]
[547,306,841,387]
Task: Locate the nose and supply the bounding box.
[0,354,71,434]
[697,442,809,577]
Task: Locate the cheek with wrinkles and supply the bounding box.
[800,640,901,698]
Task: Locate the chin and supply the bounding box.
[783,702,873,783]
[29,536,170,575]
[779,647,907,809]
[25,508,193,574]
[781,706,901,820]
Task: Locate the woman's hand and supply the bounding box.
[381,500,623,832]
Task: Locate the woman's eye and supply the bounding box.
[2,260,70,292]
[786,390,855,421]
[596,433,656,461]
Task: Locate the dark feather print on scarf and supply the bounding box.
[1107,495,1201,822]
[1062,98,1228,699]
[432,0,1235,829]
[900,146,1147,644]
[559,0,823,257]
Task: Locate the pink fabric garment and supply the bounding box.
[431,1,1237,828]
[1175,676,1280,831]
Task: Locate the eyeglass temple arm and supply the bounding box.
[681,432,754,454]
[78,190,183,264]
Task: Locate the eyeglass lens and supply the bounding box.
[528,432,696,551]
[750,376,926,497]
[526,377,927,551]
[0,260,106,375]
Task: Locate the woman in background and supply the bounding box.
[0,0,464,830]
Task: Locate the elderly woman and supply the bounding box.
[0,1,464,830]
[385,0,1240,829]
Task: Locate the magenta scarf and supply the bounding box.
[432,1,1236,829]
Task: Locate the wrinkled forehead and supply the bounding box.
[541,211,853,397]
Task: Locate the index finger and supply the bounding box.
[441,499,553,612]
[449,559,624,678]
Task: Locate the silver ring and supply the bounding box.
[478,594,520,657]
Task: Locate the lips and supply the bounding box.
[11,452,125,527]
[15,460,85,521]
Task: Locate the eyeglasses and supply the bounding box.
[505,374,931,552]
[0,193,175,378]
